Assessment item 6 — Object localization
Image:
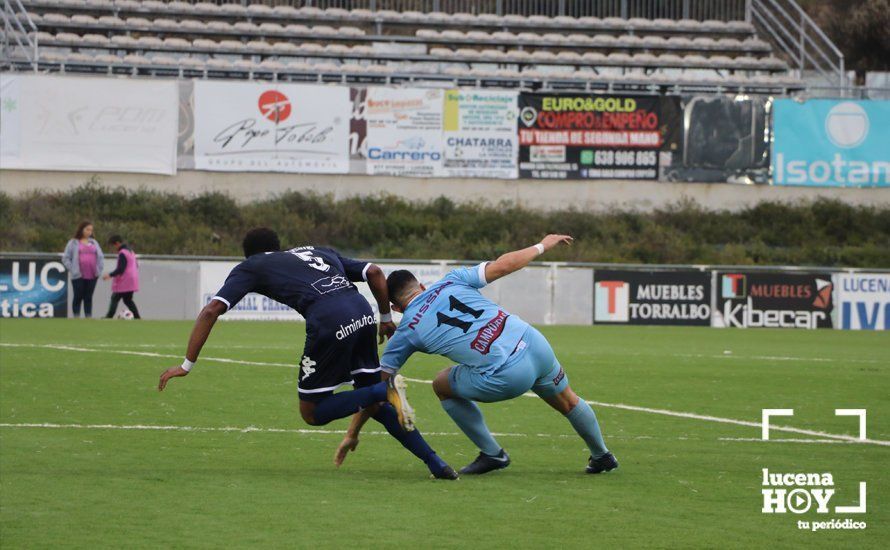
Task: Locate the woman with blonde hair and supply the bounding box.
[61,220,104,318]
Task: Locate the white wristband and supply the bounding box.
[533,243,545,255]
[181,358,195,372]
[379,312,392,323]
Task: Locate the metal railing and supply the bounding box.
[750,0,845,89]
[4,252,888,274]
[0,0,38,69]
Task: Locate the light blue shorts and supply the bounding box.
[448,327,568,403]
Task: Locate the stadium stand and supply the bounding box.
[2,0,802,92]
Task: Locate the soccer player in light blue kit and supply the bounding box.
[379,234,617,475]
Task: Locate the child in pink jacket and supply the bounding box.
[103,235,141,319]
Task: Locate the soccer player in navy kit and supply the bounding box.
[158,228,458,479]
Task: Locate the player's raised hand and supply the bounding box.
[378,320,397,344]
[158,366,189,391]
[540,234,574,252]
[334,435,359,467]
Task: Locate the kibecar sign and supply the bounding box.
[593,270,711,326]
[714,272,834,329]
[0,259,68,318]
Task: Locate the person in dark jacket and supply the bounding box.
[103,235,141,319]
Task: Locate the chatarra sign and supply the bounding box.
[0,259,68,318]
[715,272,833,329]
[594,270,711,326]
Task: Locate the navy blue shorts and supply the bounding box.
[298,293,382,402]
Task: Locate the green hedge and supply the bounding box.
[2,182,889,267]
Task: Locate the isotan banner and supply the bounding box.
[193,81,350,173]
[773,99,890,187]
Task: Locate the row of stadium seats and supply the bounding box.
[24,12,366,36]
[414,29,770,52]
[22,48,799,89]
[33,32,787,72]
[22,0,755,35]
[20,13,770,53]
[23,13,771,57]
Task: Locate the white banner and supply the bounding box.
[365,87,444,177]
[198,260,448,322]
[199,261,304,321]
[0,73,178,174]
[442,89,518,179]
[193,81,349,173]
[836,273,890,330]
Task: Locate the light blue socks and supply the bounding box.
[441,397,502,456]
[566,399,609,458]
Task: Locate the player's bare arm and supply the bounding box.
[157,299,227,391]
[334,371,393,466]
[334,407,371,467]
[483,234,574,283]
[365,263,397,343]
[330,265,400,461]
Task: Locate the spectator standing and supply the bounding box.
[103,235,141,319]
[62,221,104,318]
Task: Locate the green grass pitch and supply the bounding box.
[1,319,887,548]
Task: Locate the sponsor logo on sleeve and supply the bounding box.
[311,274,352,294]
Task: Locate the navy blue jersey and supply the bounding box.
[212,246,370,317]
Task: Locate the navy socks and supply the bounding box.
[372,403,447,477]
[312,381,388,425]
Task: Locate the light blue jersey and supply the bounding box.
[381,263,531,376]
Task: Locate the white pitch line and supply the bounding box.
[6,342,887,365]
[658,352,886,365]
[402,378,890,448]
[0,422,658,441]
[0,422,519,438]
[0,342,296,368]
[719,438,851,445]
[2,342,889,448]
